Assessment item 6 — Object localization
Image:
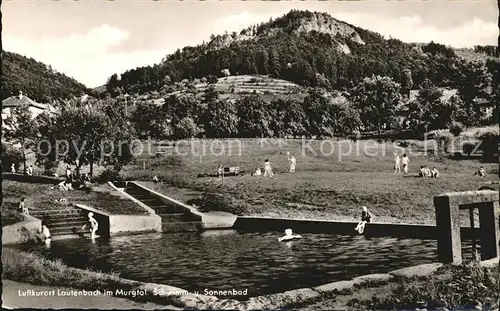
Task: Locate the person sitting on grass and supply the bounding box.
[65,178,74,191]
[431,167,440,178]
[419,165,426,177]
[263,159,274,178]
[354,206,372,234]
[252,167,262,176]
[153,175,160,183]
[19,197,29,216]
[474,166,486,177]
[424,165,432,177]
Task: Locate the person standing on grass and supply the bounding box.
[11,163,16,174]
[263,159,274,177]
[27,165,33,176]
[354,206,372,234]
[402,153,410,174]
[289,155,296,173]
[394,154,401,173]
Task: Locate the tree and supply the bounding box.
[401,69,413,98]
[270,98,307,137]
[406,80,446,133]
[131,103,170,139]
[328,96,362,137]
[163,75,172,86]
[203,99,239,138]
[172,116,199,140]
[302,89,335,138]
[237,95,273,138]
[350,75,402,140]
[4,106,37,174]
[37,99,135,177]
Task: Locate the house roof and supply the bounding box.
[2,94,47,110]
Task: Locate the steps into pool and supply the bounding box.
[30,206,89,237]
[124,182,202,233]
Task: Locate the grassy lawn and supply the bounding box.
[121,139,498,224]
[2,247,128,291]
[298,263,500,310]
[2,180,149,216]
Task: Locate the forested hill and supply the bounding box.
[103,9,485,96]
[1,51,89,103]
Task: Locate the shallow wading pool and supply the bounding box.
[11,230,476,299]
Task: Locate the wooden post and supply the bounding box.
[143,160,146,171]
[221,166,224,186]
[469,208,478,261]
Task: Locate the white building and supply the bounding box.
[2,91,56,122]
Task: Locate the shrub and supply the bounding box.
[462,142,476,156]
[449,122,464,136]
[398,141,410,148]
[97,167,123,184]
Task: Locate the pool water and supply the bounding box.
[12,230,474,299]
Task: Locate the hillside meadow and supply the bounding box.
[120,138,499,225]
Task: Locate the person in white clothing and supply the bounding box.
[394,154,401,173]
[82,212,99,240]
[401,154,410,174]
[431,167,440,178]
[253,167,262,176]
[11,163,16,174]
[289,155,296,173]
[263,159,274,177]
[39,224,51,248]
[278,228,302,242]
[66,166,72,180]
[27,165,33,176]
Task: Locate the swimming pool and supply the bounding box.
[11,230,475,299]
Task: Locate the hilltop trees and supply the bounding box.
[103,10,475,95]
[1,51,88,102]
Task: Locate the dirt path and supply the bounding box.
[1,279,180,310]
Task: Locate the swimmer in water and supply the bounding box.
[278,228,302,242]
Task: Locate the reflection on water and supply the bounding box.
[11,231,475,299]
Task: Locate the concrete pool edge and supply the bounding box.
[78,257,498,310]
[232,216,481,239]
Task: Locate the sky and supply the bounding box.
[3,0,498,88]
